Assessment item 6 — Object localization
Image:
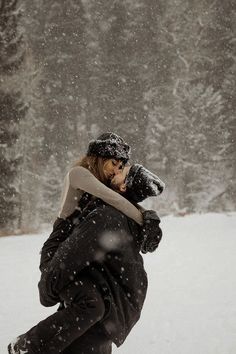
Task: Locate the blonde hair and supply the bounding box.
[72,156,108,185]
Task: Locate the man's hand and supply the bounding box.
[140,210,163,254]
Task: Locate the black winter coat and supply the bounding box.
[39,201,148,347]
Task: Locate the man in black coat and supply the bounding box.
[42,201,149,346]
[8,165,163,354]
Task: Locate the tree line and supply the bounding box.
[0,0,235,234]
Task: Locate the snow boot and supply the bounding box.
[8,335,29,354]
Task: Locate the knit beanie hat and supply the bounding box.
[125,164,165,203]
[87,132,131,163]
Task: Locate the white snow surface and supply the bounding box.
[1,213,236,354]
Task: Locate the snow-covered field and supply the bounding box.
[1,213,236,354]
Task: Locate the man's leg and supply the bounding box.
[8,277,105,354]
[62,323,112,354]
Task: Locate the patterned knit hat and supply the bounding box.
[125,164,165,203]
[87,132,131,163]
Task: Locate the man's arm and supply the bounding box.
[128,203,163,253]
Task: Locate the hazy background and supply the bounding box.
[0,0,236,234]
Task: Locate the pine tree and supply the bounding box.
[144,0,236,213]
[39,155,62,224]
[0,93,27,230]
[80,0,157,163]
[0,0,25,74]
[214,0,236,210]
[23,0,89,167]
[14,88,46,232]
[176,83,226,211]
[18,0,235,218]
[0,0,26,232]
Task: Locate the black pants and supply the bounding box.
[62,324,112,354]
[17,277,110,354]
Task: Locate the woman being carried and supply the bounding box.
[39,132,143,276]
[8,132,165,354]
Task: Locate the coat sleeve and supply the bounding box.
[68,166,143,225]
[140,210,163,254]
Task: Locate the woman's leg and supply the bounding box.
[62,323,112,354]
[38,217,75,307]
[39,218,73,273]
[8,277,105,354]
[38,209,114,307]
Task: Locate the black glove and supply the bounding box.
[140,210,163,254]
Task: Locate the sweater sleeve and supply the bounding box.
[68,166,143,225]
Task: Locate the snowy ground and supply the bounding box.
[1,213,236,354]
